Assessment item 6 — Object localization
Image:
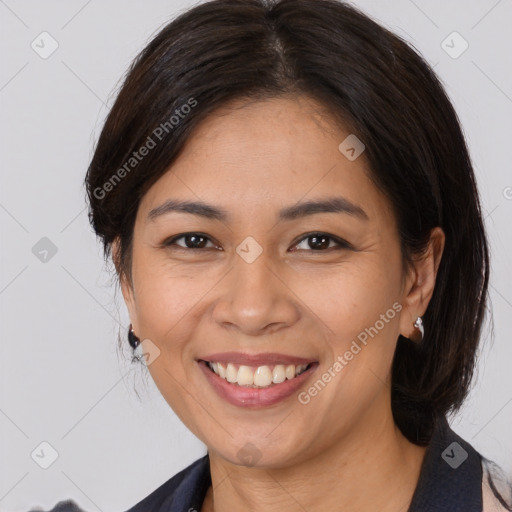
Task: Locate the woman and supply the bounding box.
[41,0,512,510]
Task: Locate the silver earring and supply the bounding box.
[414,316,424,340]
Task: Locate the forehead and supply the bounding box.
[138,95,393,226]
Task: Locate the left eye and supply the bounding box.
[291,233,350,251]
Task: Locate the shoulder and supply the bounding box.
[124,454,210,512]
[481,458,512,512]
[26,455,210,512]
[27,500,87,512]
[410,416,482,509]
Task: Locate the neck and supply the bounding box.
[202,399,427,512]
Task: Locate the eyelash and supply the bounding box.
[162,232,353,252]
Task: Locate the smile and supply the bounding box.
[206,361,311,388]
[197,353,319,408]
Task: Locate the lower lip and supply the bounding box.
[198,361,318,408]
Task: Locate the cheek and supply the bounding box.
[132,245,219,328]
[290,255,403,412]
[129,254,216,432]
[290,256,403,342]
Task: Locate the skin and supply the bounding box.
[117,94,445,511]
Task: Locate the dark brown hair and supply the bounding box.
[85,0,490,446]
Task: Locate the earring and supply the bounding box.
[413,316,424,340]
[128,324,140,349]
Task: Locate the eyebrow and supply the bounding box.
[147,196,369,222]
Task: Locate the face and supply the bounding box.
[120,95,433,468]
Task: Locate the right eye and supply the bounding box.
[163,232,220,250]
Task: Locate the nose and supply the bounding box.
[211,252,301,337]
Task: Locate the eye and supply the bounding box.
[163,232,220,250]
[162,231,352,252]
[290,232,352,252]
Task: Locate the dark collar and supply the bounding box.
[407,415,483,511]
[128,416,483,512]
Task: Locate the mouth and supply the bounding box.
[203,360,313,388]
[197,353,319,408]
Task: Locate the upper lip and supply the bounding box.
[198,352,317,366]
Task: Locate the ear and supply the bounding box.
[398,227,445,342]
[112,237,138,332]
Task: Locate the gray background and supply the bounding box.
[0,0,511,510]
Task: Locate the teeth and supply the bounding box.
[285,364,295,380]
[272,364,286,384]
[207,361,310,388]
[237,365,254,386]
[254,366,273,387]
[226,363,238,383]
[295,364,307,376]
